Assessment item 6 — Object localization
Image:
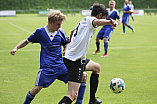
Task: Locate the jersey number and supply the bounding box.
[74,23,80,37]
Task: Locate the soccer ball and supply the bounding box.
[110,78,125,94]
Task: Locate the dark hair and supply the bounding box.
[91,4,108,17]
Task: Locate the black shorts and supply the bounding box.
[63,58,90,83]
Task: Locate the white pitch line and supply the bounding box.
[1,49,40,53]
[132,22,157,26]
[1,46,157,53]
[89,46,157,50]
[9,22,32,34]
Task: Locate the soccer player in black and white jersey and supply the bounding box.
[129,1,135,22]
[59,4,118,104]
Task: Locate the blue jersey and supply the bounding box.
[27,27,68,71]
[90,6,93,10]
[102,8,121,28]
[123,4,131,17]
[96,9,120,40]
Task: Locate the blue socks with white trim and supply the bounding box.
[23,91,35,104]
[128,25,133,30]
[75,82,87,104]
[24,82,87,104]
[123,25,133,33]
[104,41,108,54]
[123,26,125,33]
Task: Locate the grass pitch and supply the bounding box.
[0,13,157,104]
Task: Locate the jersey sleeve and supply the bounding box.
[90,6,93,10]
[87,17,97,28]
[116,10,121,20]
[27,29,40,43]
[61,37,68,46]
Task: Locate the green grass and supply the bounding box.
[0,13,157,104]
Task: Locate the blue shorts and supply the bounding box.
[96,27,113,41]
[35,64,68,88]
[122,16,129,24]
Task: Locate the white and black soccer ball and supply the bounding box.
[110,78,125,94]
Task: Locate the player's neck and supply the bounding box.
[110,8,114,11]
[47,25,55,32]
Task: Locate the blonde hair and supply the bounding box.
[109,0,116,4]
[48,10,67,23]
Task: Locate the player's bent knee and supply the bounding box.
[103,38,108,42]
[82,72,88,82]
[95,63,101,74]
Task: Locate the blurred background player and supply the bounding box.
[10,11,88,104]
[93,0,121,57]
[129,1,135,22]
[121,0,135,34]
[89,2,97,10]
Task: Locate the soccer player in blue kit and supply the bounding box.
[93,0,121,57]
[122,0,135,34]
[10,11,87,104]
[89,3,97,10]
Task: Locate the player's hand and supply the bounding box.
[62,51,65,56]
[10,48,17,55]
[110,18,118,29]
[68,30,74,43]
[68,37,70,43]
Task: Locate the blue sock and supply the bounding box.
[128,25,133,30]
[76,82,87,104]
[123,26,125,33]
[104,41,108,54]
[23,91,35,104]
[96,42,100,51]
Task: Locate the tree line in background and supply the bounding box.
[0,0,157,11]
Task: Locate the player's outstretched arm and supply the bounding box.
[93,18,118,28]
[10,39,29,55]
[62,45,68,56]
[68,29,74,43]
[62,29,74,56]
[123,11,132,13]
[117,19,122,26]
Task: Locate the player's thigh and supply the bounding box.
[35,69,57,88]
[103,28,113,41]
[85,60,101,74]
[97,28,106,40]
[122,17,129,25]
